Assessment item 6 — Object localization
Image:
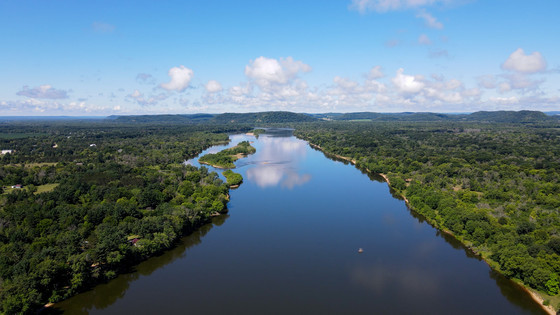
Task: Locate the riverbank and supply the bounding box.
[198,141,256,169]
[42,144,255,313]
[305,140,555,315]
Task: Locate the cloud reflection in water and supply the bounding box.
[246,136,312,189]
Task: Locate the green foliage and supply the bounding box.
[199,141,256,168]
[223,170,243,187]
[0,122,241,313]
[546,274,560,295]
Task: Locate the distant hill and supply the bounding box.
[324,112,450,121]
[109,114,214,123]
[109,111,318,124]
[3,110,556,124]
[212,111,317,124]
[315,110,557,123]
[459,110,554,123]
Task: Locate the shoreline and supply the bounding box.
[198,160,230,169]
[306,140,554,315]
[44,140,253,312]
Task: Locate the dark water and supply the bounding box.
[54,130,546,314]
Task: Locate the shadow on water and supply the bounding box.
[490,270,548,315]
[47,215,229,314]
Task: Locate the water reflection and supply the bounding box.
[50,215,228,314]
[350,263,441,297]
[246,135,312,189]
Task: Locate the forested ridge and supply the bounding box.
[295,121,560,309]
[0,122,249,313]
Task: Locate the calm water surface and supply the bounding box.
[54,130,545,314]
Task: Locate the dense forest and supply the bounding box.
[0,122,250,313]
[312,110,559,123]
[110,111,318,124]
[294,120,560,308]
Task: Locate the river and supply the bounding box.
[53,129,546,314]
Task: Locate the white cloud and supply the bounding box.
[501,48,547,73]
[160,65,194,91]
[244,56,311,89]
[477,75,497,89]
[503,73,543,90]
[392,68,425,94]
[0,99,117,115]
[127,89,168,106]
[368,66,384,79]
[418,34,432,45]
[461,88,481,97]
[229,84,252,97]
[416,9,443,29]
[498,82,511,93]
[205,80,223,93]
[16,85,68,99]
[489,96,519,105]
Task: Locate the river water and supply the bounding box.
[54,129,545,314]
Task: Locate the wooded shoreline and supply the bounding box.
[305,140,556,315]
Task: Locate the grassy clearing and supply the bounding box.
[2,183,59,195]
[35,183,59,194]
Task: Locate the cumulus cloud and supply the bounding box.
[501,48,547,73]
[206,60,485,113]
[392,68,425,94]
[245,56,311,89]
[416,10,443,29]
[205,80,223,93]
[16,85,68,99]
[127,89,168,106]
[477,75,497,89]
[478,72,543,94]
[92,22,115,33]
[368,66,384,79]
[160,65,194,91]
[418,34,432,45]
[501,73,543,92]
[461,88,481,97]
[0,99,117,115]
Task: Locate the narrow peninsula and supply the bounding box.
[199,141,256,169]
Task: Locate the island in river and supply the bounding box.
[199,140,256,168]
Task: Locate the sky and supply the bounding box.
[0,0,559,116]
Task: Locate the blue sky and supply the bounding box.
[0,0,558,115]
